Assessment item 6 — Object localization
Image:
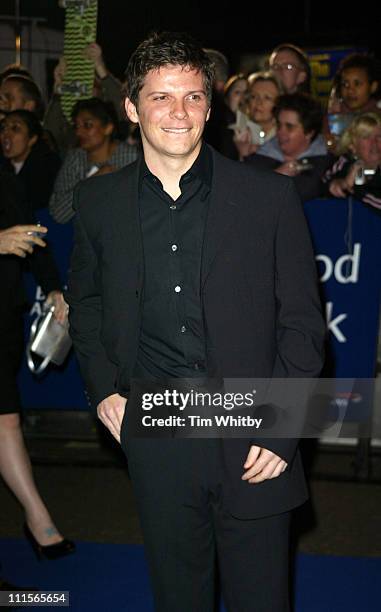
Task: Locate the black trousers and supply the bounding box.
[122,434,291,612]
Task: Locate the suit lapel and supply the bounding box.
[201,149,239,287]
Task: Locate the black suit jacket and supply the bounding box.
[66,146,325,518]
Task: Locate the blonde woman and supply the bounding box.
[322,112,381,213]
[234,71,283,159]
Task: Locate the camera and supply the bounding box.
[354,167,376,186]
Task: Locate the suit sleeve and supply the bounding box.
[253,179,326,463]
[65,186,118,410]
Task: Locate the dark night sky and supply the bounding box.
[2,0,380,78]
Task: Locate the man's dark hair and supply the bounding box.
[123,31,215,108]
[2,75,45,120]
[71,97,120,139]
[273,93,323,141]
[2,109,43,140]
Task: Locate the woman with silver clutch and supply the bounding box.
[0,169,74,560]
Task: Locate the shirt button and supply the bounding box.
[174,285,181,293]
[180,325,186,333]
[170,204,177,210]
[171,244,178,252]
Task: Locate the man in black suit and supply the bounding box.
[66,32,325,612]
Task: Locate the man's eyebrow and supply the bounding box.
[146,89,207,96]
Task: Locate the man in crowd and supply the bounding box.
[66,31,325,612]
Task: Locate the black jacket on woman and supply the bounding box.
[1,140,61,212]
[0,170,61,323]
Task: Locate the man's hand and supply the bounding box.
[83,43,108,79]
[0,225,47,257]
[242,445,287,484]
[97,393,127,443]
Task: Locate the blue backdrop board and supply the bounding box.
[18,199,381,413]
[304,198,381,378]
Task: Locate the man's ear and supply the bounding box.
[125,98,139,124]
[296,70,307,86]
[370,80,379,95]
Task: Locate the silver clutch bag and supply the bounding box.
[26,304,72,374]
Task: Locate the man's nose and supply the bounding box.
[169,99,188,119]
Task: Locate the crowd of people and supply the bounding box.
[1,42,380,219]
[0,34,380,598]
[209,46,381,207]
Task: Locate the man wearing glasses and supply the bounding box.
[269,43,312,94]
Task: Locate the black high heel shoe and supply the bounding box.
[24,523,75,560]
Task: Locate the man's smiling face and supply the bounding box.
[125,64,210,164]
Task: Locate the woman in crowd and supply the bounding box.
[224,74,248,115]
[328,54,380,116]
[246,92,330,201]
[44,42,128,155]
[0,110,61,212]
[234,71,282,159]
[268,43,311,94]
[216,74,248,159]
[49,97,138,224]
[325,54,381,150]
[322,112,381,214]
[0,170,74,559]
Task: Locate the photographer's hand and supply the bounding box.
[330,161,365,197]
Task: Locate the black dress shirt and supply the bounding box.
[133,143,212,380]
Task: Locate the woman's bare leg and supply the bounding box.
[0,412,63,545]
